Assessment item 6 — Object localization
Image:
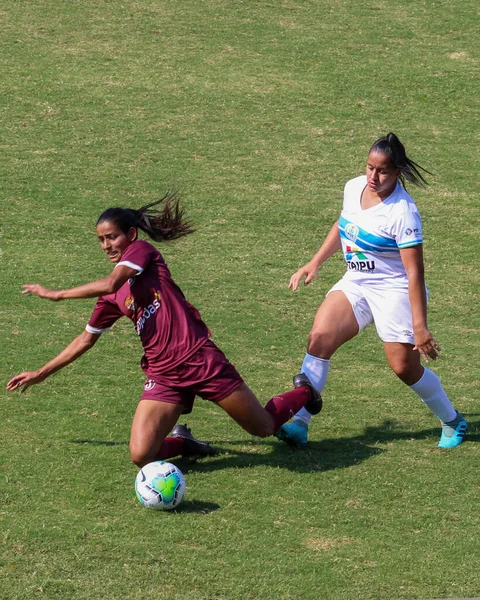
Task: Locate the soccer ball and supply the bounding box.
[135,461,186,510]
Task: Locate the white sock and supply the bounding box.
[294,354,330,426]
[410,367,457,423]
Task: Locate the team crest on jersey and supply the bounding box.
[144,379,156,391]
[345,223,358,242]
[124,296,135,310]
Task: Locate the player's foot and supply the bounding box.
[275,419,309,448]
[293,373,323,415]
[170,424,218,458]
[438,412,468,449]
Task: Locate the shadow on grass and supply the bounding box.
[179,418,480,473]
[175,500,220,514]
[73,439,129,446]
[72,418,478,474]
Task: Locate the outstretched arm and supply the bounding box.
[400,245,440,362]
[6,330,101,393]
[21,264,138,301]
[289,220,341,291]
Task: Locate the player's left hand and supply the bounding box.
[22,284,61,301]
[413,329,441,362]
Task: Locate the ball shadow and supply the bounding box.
[175,500,220,514]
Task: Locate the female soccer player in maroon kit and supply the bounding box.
[7,193,321,467]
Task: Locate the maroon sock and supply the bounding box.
[156,437,185,460]
[264,386,311,432]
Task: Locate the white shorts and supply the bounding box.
[328,278,420,344]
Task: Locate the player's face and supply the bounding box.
[366,151,400,199]
[97,221,136,263]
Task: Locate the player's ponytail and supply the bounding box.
[370,132,431,188]
[97,191,195,242]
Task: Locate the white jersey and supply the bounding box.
[338,175,423,289]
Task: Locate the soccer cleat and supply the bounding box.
[438,412,468,449]
[170,424,218,458]
[275,419,309,448]
[293,373,323,415]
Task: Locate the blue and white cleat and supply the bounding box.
[438,412,468,449]
[275,419,309,448]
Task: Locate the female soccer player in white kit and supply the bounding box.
[276,132,467,449]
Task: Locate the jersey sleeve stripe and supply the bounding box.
[397,241,422,249]
[115,260,144,274]
[85,324,111,334]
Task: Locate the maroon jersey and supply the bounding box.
[86,240,210,377]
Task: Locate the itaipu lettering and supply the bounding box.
[347,260,376,272]
[135,299,161,335]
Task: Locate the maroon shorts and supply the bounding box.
[140,340,244,413]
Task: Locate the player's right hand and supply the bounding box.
[22,284,61,301]
[289,263,319,291]
[6,371,45,393]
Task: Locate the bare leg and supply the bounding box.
[130,400,185,467]
[383,342,423,385]
[216,384,275,437]
[307,291,360,358]
[277,290,361,446]
[384,342,463,443]
[216,383,312,438]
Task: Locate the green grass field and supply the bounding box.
[1,1,479,599]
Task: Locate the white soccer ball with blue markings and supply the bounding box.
[135,461,186,510]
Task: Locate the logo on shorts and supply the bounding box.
[345,223,359,242]
[144,379,156,391]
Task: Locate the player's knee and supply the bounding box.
[130,444,153,468]
[389,361,417,385]
[256,425,273,438]
[307,330,333,358]
[130,453,147,468]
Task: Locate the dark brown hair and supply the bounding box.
[97,191,195,242]
[370,132,431,188]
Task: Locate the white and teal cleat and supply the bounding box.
[438,412,468,449]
